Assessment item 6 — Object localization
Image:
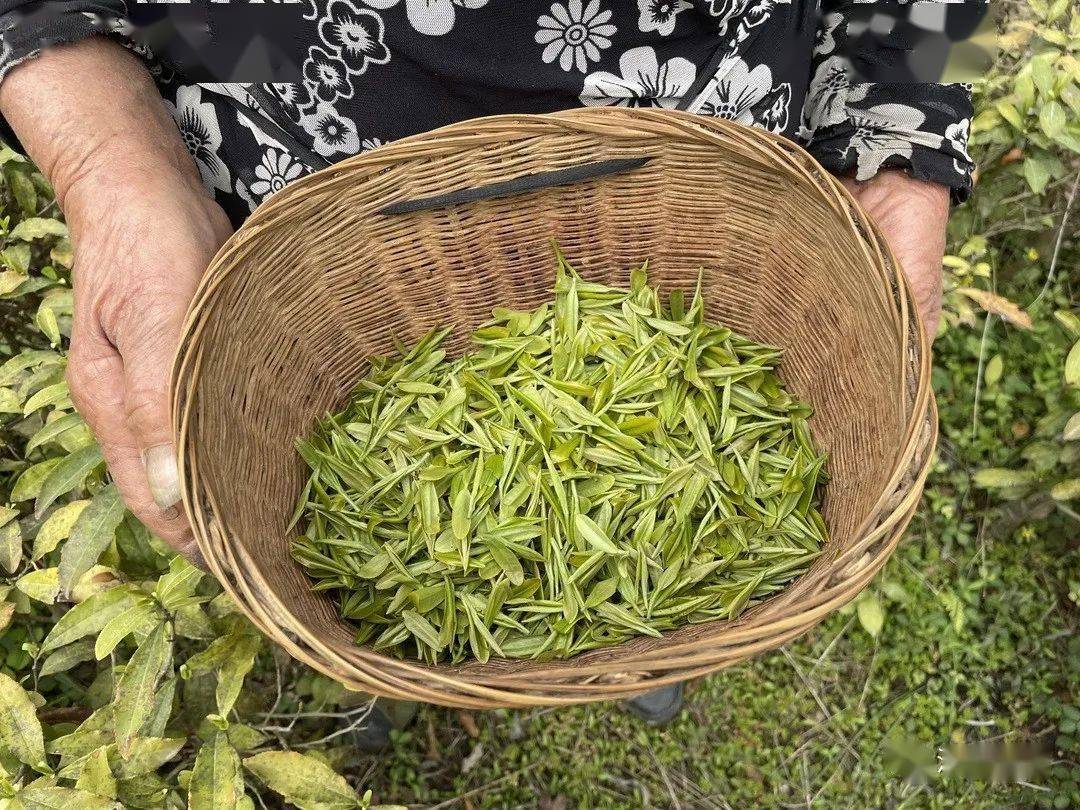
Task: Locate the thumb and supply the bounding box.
[118,304,186,513]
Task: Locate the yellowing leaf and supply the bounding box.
[115,774,170,808]
[113,736,185,778]
[74,747,117,800]
[0,518,22,574]
[216,634,261,717]
[32,499,90,560]
[1050,478,1080,501]
[1064,412,1080,441]
[1039,100,1067,138]
[1,248,35,280]
[10,458,63,502]
[16,567,60,604]
[0,349,62,387]
[70,565,121,604]
[0,144,26,166]
[994,99,1024,129]
[0,671,46,770]
[1022,155,1052,194]
[0,269,28,295]
[59,484,125,595]
[17,785,115,810]
[9,217,68,241]
[50,238,73,269]
[1031,54,1056,97]
[972,468,1036,489]
[189,732,244,810]
[985,354,1003,387]
[243,751,360,809]
[856,593,884,638]
[35,305,60,346]
[225,724,267,754]
[1066,339,1080,386]
[0,386,20,413]
[953,288,1033,329]
[22,381,69,415]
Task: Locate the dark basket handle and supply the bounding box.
[378,156,652,216]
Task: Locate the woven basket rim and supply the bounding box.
[171,108,936,708]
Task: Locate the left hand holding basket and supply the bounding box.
[843,170,951,341]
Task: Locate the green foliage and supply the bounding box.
[947,0,1080,518]
[0,142,400,810]
[0,2,1076,806]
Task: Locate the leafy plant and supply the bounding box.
[0,153,401,809]
[943,0,1080,522]
[0,2,1076,805]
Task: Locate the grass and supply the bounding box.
[349,268,1078,807]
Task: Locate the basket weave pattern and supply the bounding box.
[172,108,936,709]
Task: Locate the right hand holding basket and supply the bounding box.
[0,39,232,561]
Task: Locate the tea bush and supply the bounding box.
[0,152,401,810]
[0,1,1076,806]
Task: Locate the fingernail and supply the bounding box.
[142,444,181,510]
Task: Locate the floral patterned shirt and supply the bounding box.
[0,1,983,227]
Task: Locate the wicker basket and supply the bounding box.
[172,108,936,709]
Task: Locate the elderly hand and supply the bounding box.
[842,170,950,341]
[0,40,232,560]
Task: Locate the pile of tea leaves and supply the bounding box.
[292,257,828,664]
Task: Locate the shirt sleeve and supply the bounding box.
[801,1,985,201]
[0,1,135,147]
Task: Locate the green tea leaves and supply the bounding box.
[114,622,172,758]
[293,259,828,664]
[58,485,125,595]
[35,444,103,517]
[402,610,444,652]
[451,489,474,541]
[574,514,625,557]
[189,732,244,810]
[41,585,139,653]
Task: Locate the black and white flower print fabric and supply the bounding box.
[318,2,390,74]
[697,56,791,134]
[164,86,231,196]
[581,46,697,109]
[637,0,693,37]
[536,1,617,74]
[0,0,981,223]
[802,0,976,201]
